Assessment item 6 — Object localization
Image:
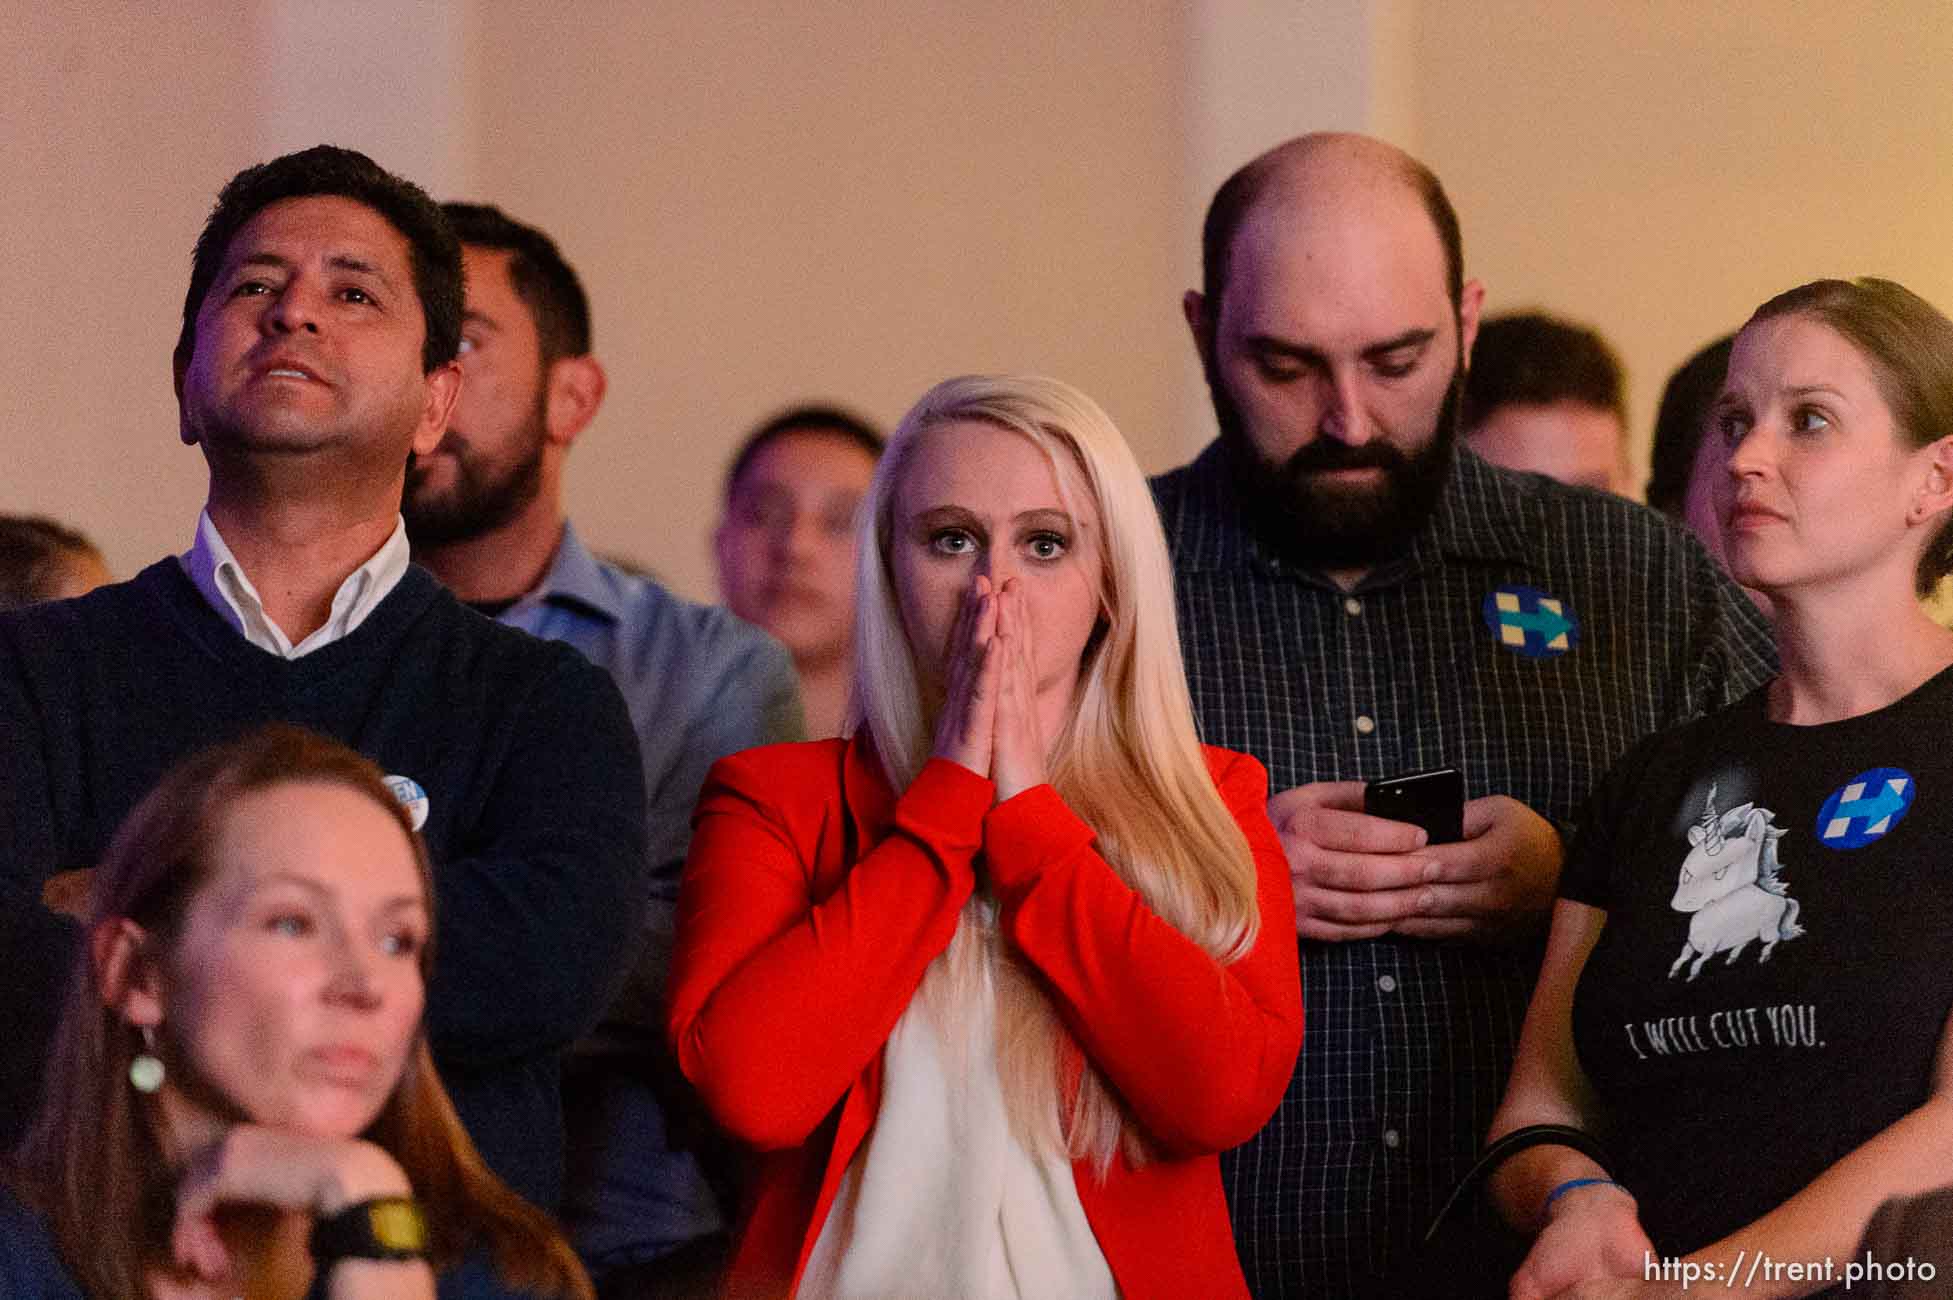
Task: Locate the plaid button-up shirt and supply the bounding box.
[1152,441,1776,1297]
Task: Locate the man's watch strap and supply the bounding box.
[310,1196,429,1264]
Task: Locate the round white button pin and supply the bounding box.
[383,774,430,832]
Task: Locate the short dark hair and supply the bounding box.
[441,202,592,362]
[0,515,102,611]
[724,404,884,501]
[1646,334,1736,518]
[175,145,463,378]
[1748,278,1953,596]
[1201,146,1464,318]
[1461,312,1627,431]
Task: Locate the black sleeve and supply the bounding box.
[421,651,649,1069]
[0,620,83,1150]
[1558,730,1668,910]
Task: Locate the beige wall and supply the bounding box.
[2,1,1194,602]
[0,0,484,588]
[9,1,1953,602]
[1178,0,1413,442]
[1413,1,1953,490]
[1,4,258,582]
[471,1,1191,597]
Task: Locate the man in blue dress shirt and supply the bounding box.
[406,203,803,1297]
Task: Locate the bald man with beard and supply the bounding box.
[1151,134,1776,1297]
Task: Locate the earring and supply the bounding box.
[129,1025,165,1094]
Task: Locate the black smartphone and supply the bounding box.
[1364,767,1464,844]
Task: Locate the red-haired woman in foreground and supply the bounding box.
[668,374,1303,1299]
[1,724,590,1300]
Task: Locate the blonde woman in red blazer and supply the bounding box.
[668,374,1302,1300]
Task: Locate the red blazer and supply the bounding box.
[667,736,1303,1300]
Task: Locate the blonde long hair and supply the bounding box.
[848,374,1261,1175]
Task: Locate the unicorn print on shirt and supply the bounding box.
[1666,783,1805,981]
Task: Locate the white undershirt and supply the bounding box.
[179,510,410,660]
[800,912,1119,1300]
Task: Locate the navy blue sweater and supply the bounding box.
[0,560,647,1209]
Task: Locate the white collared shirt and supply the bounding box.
[179,509,411,659]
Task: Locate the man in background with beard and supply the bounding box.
[407,203,802,1297]
[1151,134,1776,1297]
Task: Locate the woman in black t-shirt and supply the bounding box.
[1489,278,1953,1300]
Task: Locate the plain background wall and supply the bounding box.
[469,1,1189,593]
[2,0,1192,602]
[2,5,257,590]
[1414,1,1953,487]
[7,1,1953,600]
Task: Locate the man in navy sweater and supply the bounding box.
[0,146,647,1213]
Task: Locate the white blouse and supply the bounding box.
[799,921,1120,1300]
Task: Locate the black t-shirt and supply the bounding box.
[1561,665,1953,1254]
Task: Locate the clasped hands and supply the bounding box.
[1269,780,1564,943]
[930,575,1049,803]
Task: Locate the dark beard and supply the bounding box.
[1208,364,1461,572]
[403,396,547,546]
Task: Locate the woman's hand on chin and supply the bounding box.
[930,574,1001,778]
[989,579,1048,803]
[169,1124,411,1281]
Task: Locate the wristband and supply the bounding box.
[309,1196,428,1265]
[1422,1123,1614,1244]
[1545,1176,1625,1207]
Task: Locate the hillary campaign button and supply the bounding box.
[1815,767,1914,849]
[383,774,431,831]
[1482,585,1578,659]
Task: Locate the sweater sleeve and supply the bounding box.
[0,619,84,1146]
[0,621,59,877]
[420,652,649,1069]
[667,751,989,1150]
[980,749,1303,1156]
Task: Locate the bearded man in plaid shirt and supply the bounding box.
[1153,132,1776,1298]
